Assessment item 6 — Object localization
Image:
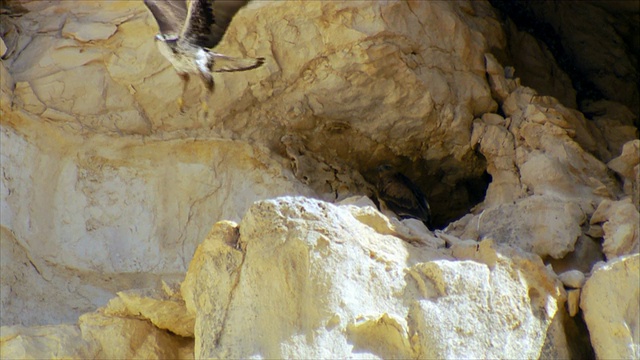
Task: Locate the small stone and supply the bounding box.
[566,289,580,317]
[607,139,640,180]
[0,37,7,58]
[585,224,604,238]
[558,270,586,289]
[481,113,506,126]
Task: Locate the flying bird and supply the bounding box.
[375,164,433,230]
[143,0,265,112]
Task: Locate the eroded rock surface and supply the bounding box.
[185,197,568,359]
[581,254,640,360]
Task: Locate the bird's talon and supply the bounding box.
[177,97,185,113]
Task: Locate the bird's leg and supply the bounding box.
[198,71,215,115]
[177,72,190,113]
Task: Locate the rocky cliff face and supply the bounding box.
[1,0,638,358]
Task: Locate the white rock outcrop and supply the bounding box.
[581,254,640,359]
[182,196,568,359]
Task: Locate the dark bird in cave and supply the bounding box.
[375,164,433,230]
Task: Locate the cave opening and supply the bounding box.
[430,169,492,230]
[366,152,492,231]
[488,0,640,127]
[489,0,605,106]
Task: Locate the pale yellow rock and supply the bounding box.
[0,61,13,113]
[471,118,524,206]
[0,226,114,327]
[13,81,45,114]
[566,289,580,317]
[188,197,568,359]
[181,220,243,355]
[591,198,640,259]
[2,0,504,220]
[608,140,640,180]
[338,196,443,248]
[0,124,314,324]
[79,312,193,359]
[558,270,586,289]
[608,140,640,204]
[484,53,511,102]
[108,288,195,337]
[580,254,640,359]
[0,37,6,58]
[0,324,94,359]
[450,195,584,259]
[62,20,117,42]
[346,313,413,359]
[1,305,194,359]
[481,112,506,126]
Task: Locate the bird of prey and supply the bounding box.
[143,0,265,112]
[375,164,433,230]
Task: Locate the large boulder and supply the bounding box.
[580,254,640,359]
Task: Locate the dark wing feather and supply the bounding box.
[182,0,250,48]
[144,0,188,36]
[395,173,431,215]
[378,173,432,228]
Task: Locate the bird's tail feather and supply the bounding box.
[210,54,265,73]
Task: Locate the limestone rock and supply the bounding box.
[105,287,195,337]
[0,311,194,359]
[0,124,313,324]
[0,324,93,359]
[546,234,605,275]
[1,0,508,222]
[591,198,640,260]
[188,196,567,359]
[470,116,523,206]
[608,140,640,204]
[180,220,243,355]
[558,270,586,289]
[338,195,444,248]
[566,289,580,317]
[0,0,512,325]
[608,140,640,181]
[62,20,117,42]
[448,195,584,259]
[0,226,114,326]
[78,312,193,359]
[580,254,640,359]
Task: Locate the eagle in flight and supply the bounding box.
[143,0,265,112]
[376,164,433,230]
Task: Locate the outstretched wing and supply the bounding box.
[210,54,264,72]
[143,0,188,36]
[182,0,250,49]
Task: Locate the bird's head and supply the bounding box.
[154,33,179,43]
